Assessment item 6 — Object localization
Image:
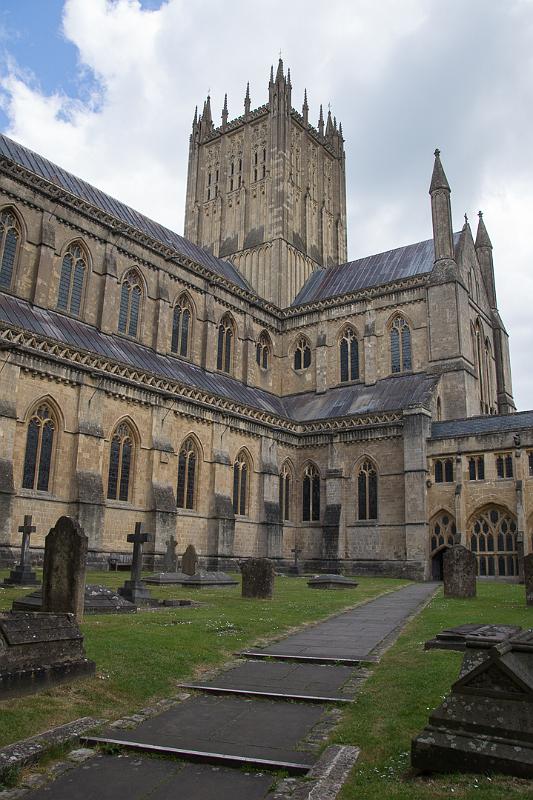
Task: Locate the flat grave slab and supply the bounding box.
[180,660,356,702]
[13,585,136,614]
[307,574,358,590]
[144,570,238,587]
[26,753,273,800]
[425,623,523,651]
[85,694,323,772]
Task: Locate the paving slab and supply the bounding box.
[240,583,436,662]
[26,753,273,800]
[86,694,323,771]
[180,660,356,702]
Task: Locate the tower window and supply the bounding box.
[294,337,311,371]
[217,314,234,373]
[256,332,271,370]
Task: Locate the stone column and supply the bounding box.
[148,404,177,570]
[322,438,344,573]
[403,407,432,580]
[32,214,56,307]
[74,383,106,558]
[0,354,17,555]
[207,422,235,569]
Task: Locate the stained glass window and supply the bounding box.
[22,404,56,491]
[339,327,359,383]
[469,507,517,577]
[357,460,378,520]
[177,437,198,510]
[107,422,134,501]
[256,332,271,370]
[57,243,87,316]
[294,337,311,371]
[0,209,20,289]
[217,315,234,373]
[390,317,412,373]
[118,270,143,338]
[302,463,320,522]
[233,451,249,515]
[171,296,192,357]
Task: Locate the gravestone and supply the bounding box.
[443,545,476,598]
[524,554,533,606]
[118,523,154,605]
[163,536,178,572]
[412,629,533,777]
[308,574,358,590]
[2,515,39,587]
[241,558,275,599]
[425,623,522,651]
[13,584,136,614]
[42,516,88,621]
[182,544,199,576]
[289,545,303,576]
[0,611,95,699]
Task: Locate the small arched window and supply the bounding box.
[107,421,134,502]
[177,437,198,510]
[233,450,250,516]
[339,327,359,382]
[357,459,378,521]
[217,314,234,373]
[0,209,21,289]
[279,462,292,522]
[294,337,311,371]
[390,316,412,374]
[57,243,87,316]
[302,463,320,522]
[256,332,271,370]
[118,270,143,338]
[22,403,56,491]
[171,295,192,357]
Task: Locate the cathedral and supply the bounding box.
[0,60,531,581]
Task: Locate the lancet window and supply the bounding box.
[302,463,320,522]
[390,316,412,374]
[357,459,378,521]
[57,243,87,316]
[107,422,134,502]
[171,295,192,357]
[339,327,359,382]
[177,437,198,510]
[22,404,56,492]
[0,209,20,289]
[118,270,143,338]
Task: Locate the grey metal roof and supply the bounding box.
[431,411,533,440]
[291,233,462,306]
[0,293,437,423]
[0,134,252,292]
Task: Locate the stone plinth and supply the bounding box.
[443,545,476,598]
[13,585,137,614]
[307,575,358,590]
[241,558,275,599]
[42,516,88,621]
[524,554,533,606]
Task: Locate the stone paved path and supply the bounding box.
[23,581,437,800]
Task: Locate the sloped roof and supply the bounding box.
[431,411,533,439]
[0,293,437,423]
[292,233,462,306]
[0,134,252,292]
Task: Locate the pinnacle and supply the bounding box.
[429,147,450,193]
[276,57,284,81]
[475,210,493,249]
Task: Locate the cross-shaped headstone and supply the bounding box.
[18,515,36,569]
[291,545,302,570]
[127,522,153,584]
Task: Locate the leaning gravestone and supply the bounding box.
[182,544,199,576]
[524,553,533,606]
[443,545,476,598]
[2,515,39,587]
[42,516,88,621]
[241,558,275,599]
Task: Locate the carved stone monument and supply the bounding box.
[241,558,275,599]
[307,574,358,590]
[118,522,154,605]
[2,515,39,587]
[181,544,199,576]
[524,554,533,606]
[163,536,178,572]
[42,516,88,621]
[425,623,522,651]
[443,545,476,598]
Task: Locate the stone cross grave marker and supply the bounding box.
[42,516,88,621]
[3,515,39,587]
[443,544,476,598]
[118,522,154,605]
[525,553,533,606]
[289,545,303,575]
[241,557,275,599]
[163,536,178,572]
[182,544,199,576]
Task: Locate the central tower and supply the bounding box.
[184,60,347,307]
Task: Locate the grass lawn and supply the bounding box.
[0,570,406,748]
[333,581,533,800]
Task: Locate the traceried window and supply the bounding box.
[279,462,292,522]
[390,316,412,374]
[294,337,311,371]
[468,456,485,481]
[469,506,518,577]
[107,422,134,502]
[434,458,454,484]
[171,295,192,357]
[0,209,21,289]
[57,243,87,316]
[118,270,143,338]
[177,437,198,510]
[22,404,56,491]
[339,327,359,383]
[430,513,456,554]
[302,463,320,522]
[252,147,266,182]
[228,157,242,192]
[496,453,513,479]
[233,450,250,516]
[357,459,378,521]
[256,332,271,370]
[217,314,234,373]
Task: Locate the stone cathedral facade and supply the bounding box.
[0,60,531,580]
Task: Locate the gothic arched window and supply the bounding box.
[294,337,311,371]
[233,450,250,516]
[57,243,87,316]
[469,506,518,577]
[118,270,143,338]
[171,295,192,357]
[107,421,134,502]
[217,314,234,373]
[430,512,457,554]
[22,403,56,491]
[0,209,21,289]
[357,459,378,521]
[302,463,320,522]
[177,437,198,510]
[279,462,292,522]
[339,327,359,382]
[390,316,412,374]
[256,331,271,370]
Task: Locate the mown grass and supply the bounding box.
[333,581,533,799]
[0,570,406,748]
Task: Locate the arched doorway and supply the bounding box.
[468,506,518,577]
[429,512,456,581]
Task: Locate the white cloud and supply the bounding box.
[0,0,532,409]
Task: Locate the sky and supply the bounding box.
[0,0,532,410]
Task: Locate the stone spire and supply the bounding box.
[475,211,496,307]
[429,148,454,263]
[276,57,284,82]
[302,88,309,125]
[269,64,274,86]
[192,106,198,128]
[318,104,324,137]
[475,210,492,249]
[430,148,450,192]
[326,108,333,138]
[221,93,228,128]
[244,82,251,116]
